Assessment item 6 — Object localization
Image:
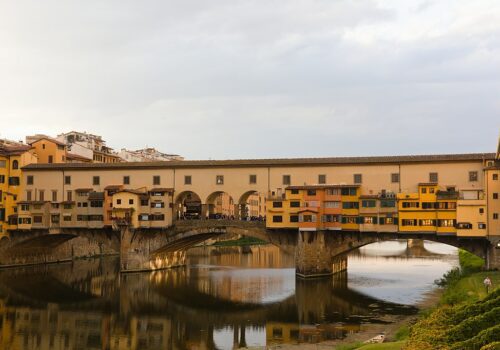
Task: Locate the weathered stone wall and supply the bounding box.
[0,235,116,267]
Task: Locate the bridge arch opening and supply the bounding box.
[238,191,266,221]
[205,191,236,219]
[175,191,202,220]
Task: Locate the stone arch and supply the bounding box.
[205,191,236,219]
[175,191,202,220]
[238,190,266,221]
[320,233,490,263]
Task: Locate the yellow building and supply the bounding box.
[456,189,487,237]
[27,135,67,164]
[398,183,458,234]
[340,186,360,231]
[112,188,173,229]
[0,142,37,236]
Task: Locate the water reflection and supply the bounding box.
[0,241,456,349]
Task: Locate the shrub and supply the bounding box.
[480,342,500,350]
[450,324,500,350]
[449,295,500,324]
[446,306,500,343]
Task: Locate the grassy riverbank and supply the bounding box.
[334,250,499,350]
[212,236,268,246]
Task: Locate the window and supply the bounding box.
[422,202,434,209]
[353,174,362,184]
[153,176,161,185]
[301,214,316,223]
[326,188,340,196]
[342,202,359,209]
[33,216,43,224]
[391,173,400,183]
[12,160,18,169]
[494,213,498,220]
[493,193,499,200]
[65,176,71,185]
[20,204,29,211]
[361,200,376,208]
[318,174,326,184]
[249,175,257,184]
[438,219,455,227]
[324,201,340,208]
[305,201,319,208]
[272,201,283,208]
[48,155,53,163]
[123,176,130,185]
[493,174,498,180]
[341,188,357,196]
[8,177,20,186]
[421,187,427,194]
[363,217,376,224]
[129,199,134,205]
[52,190,57,202]
[138,214,149,221]
[63,215,72,221]
[457,222,473,229]
[26,190,32,201]
[478,223,487,229]
[0,175,4,183]
[290,215,299,223]
[27,176,34,185]
[63,203,72,209]
[90,200,103,208]
[67,191,72,201]
[184,175,192,185]
[429,172,438,182]
[380,200,396,208]
[469,171,478,182]
[290,189,299,195]
[216,175,224,185]
[151,202,165,208]
[402,202,419,208]
[306,189,316,196]
[419,219,435,226]
[402,219,417,226]
[141,199,149,206]
[341,216,358,224]
[51,215,60,224]
[0,160,5,168]
[322,214,339,223]
[116,199,122,205]
[272,215,283,223]
[290,201,300,208]
[93,176,100,185]
[429,187,435,194]
[283,175,291,185]
[479,208,484,214]
[39,190,45,201]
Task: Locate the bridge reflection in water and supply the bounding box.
[0,241,455,349]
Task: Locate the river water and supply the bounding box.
[0,240,457,349]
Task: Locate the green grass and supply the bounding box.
[458,249,485,274]
[357,341,405,350]
[212,236,267,246]
[334,341,405,350]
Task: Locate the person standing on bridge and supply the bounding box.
[484,276,492,293]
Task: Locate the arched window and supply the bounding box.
[12,160,18,170]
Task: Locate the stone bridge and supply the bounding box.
[1,220,498,276]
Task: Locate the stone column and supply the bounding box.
[486,236,500,270]
[295,231,337,277]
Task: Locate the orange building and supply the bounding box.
[27,135,67,164]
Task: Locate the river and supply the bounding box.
[0,240,457,349]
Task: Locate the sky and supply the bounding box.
[0,0,499,159]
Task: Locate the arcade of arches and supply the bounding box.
[175,191,266,220]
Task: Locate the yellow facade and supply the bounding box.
[340,186,360,231]
[0,144,37,236]
[28,137,67,164]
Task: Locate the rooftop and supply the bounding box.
[22,152,495,171]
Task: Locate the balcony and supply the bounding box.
[436,191,459,200]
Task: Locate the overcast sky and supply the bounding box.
[1,0,499,159]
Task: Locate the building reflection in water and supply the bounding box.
[0,241,454,349]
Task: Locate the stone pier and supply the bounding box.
[486,236,500,270]
[295,231,348,278]
[119,226,186,272]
